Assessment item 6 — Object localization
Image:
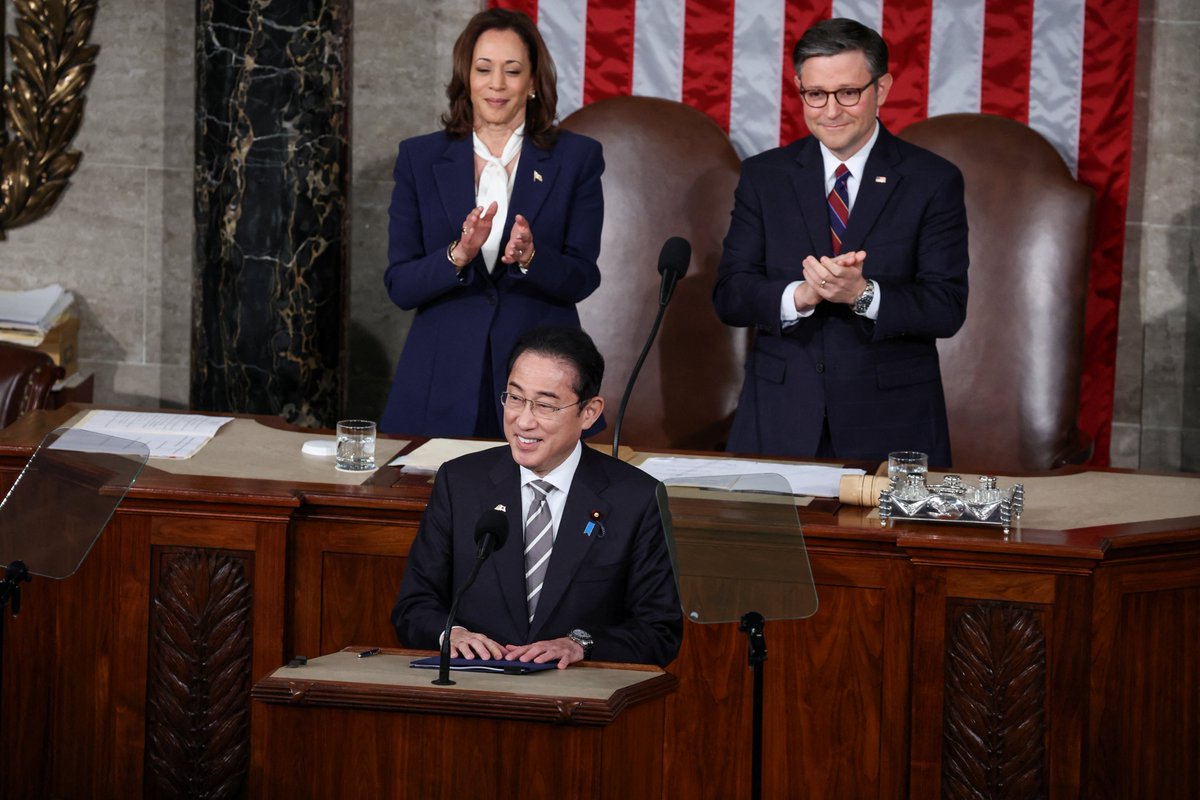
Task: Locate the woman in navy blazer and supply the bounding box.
[381,8,604,438]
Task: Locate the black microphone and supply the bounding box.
[433,508,509,685]
[657,235,692,306]
[613,237,692,457]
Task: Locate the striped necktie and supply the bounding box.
[523,480,554,622]
[828,164,851,255]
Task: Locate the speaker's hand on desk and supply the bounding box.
[503,637,584,670]
[449,627,504,660]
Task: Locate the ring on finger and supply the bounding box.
[820,279,827,287]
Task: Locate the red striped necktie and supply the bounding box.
[828,164,851,255]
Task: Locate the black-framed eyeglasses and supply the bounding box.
[798,78,878,108]
[500,391,583,419]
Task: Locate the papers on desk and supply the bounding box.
[635,455,864,498]
[71,410,234,459]
[0,283,75,345]
[389,438,505,471]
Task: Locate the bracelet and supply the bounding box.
[518,246,535,270]
[447,240,467,269]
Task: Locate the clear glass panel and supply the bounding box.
[658,473,817,624]
[0,427,149,579]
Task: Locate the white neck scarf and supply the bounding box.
[473,124,524,269]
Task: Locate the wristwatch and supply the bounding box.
[567,629,594,659]
[852,280,875,316]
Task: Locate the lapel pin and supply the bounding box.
[533,170,543,183]
[493,504,506,512]
[584,509,604,537]
[875,176,887,183]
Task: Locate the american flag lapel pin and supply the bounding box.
[875,176,887,183]
[533,170,543,182]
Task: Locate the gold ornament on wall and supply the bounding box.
[0,0,99,240]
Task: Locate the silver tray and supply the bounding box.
[878,474,1024,534]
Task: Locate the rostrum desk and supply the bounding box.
[250,648,676,798]
[0,406,1197,799]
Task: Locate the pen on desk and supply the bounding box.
[358,648,381,658]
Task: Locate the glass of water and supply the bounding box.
[336,419,376,471]
[887,450,928,487]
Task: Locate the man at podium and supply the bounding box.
[392,327,682,667]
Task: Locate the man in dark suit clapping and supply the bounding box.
[714,18,969,466]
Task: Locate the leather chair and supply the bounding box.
[561,97,745,450]
[899,113,1095,472]
[0,342,64,429]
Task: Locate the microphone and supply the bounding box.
[612,237,692,457]
[433,508,509,685]
[657,235,692,306]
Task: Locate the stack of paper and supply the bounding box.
[71,410,234,459]
[0,283,75,346]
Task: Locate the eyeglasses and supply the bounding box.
[798,78,878,108]
[500,391,583,419]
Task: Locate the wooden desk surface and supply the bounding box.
[253,648,676,727]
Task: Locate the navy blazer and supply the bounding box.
[391,445,683,667]
[381,129,604,437]
[713,124,968,465]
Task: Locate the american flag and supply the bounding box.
[494,0,1138,463]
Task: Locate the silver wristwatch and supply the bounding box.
[568,628,594,658]
[852,280,875,315]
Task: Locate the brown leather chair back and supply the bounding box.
[0,343,64,429]
[900,113,1095,472]
[562,97,745,450]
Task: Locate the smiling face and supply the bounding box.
[503,352,603,477]
[794,50,892,161]
[469,28,534,131]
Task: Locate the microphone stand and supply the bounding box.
[611,300,668,458]
[432,537,494,686]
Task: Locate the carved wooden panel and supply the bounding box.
[145,548,253,800]
[943,600,1048,800]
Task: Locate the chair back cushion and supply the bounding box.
[900,113,1094,471]
[562,97,745,450]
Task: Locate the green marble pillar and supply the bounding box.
[192,0,350,426]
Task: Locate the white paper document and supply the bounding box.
[636,456,864,498]
[71,410,234,459]
[0,283,73,330]
[389,438,505,471]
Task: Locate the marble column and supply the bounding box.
[192,0,349,427]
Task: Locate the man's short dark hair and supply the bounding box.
[792,18,889,80]
[507,327,605,402]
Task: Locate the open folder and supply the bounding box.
[408,656,557,675]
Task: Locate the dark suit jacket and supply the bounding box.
[381,129,605,437]
[713,124,968,466]
[391,445,683,667]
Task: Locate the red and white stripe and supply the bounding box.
[493,0,1138,463]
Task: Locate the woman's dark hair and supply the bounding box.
[442,8,559,149]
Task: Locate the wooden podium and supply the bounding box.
[250,648,677,799]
